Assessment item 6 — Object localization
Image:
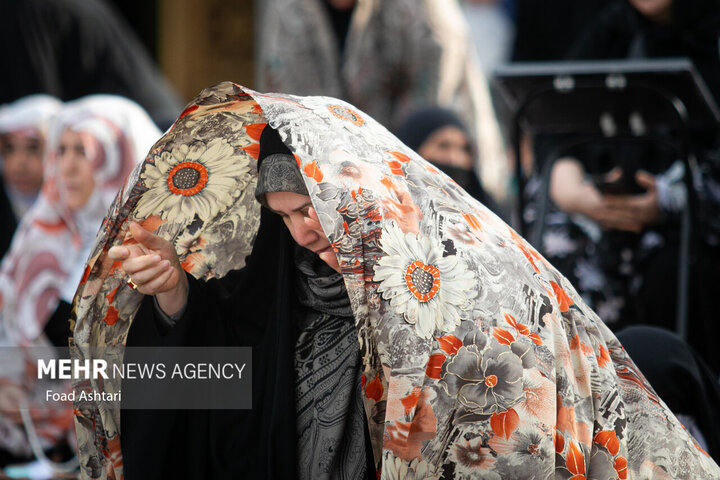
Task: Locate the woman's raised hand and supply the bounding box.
[108,221,188,316]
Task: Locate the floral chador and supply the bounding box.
[71,83,720,479]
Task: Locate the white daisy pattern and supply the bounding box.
[135,138,250,224]
[373,222,476,339]
[382,451,440,480]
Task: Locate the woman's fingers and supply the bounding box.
[136,265,175,295]
[635,170,656,191]
[108,223,184,291]
[128,259,171,285]
[109,244,147,262]
[108,246,130,261]
[129,221,173,253]
[123,253,163,276]
[603,166,623,183]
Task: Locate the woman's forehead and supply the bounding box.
[265,191,313,212]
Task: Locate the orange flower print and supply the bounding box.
[386,160,405,176]
[136,139,250,224]
[243,122,267,141]
[594,430,620,456]
[386,151,412,164]
[463,213,483,233]
[566,440,586,478]
[550,281,574,312]
[240,142,260,159]
[437,335,463,355]
[303,161,324,183]
[426,353,446,380]
[490,408,520,439]
[327,104,364,126]
[103,305,119,325]
[614,456,628,479]
[365,372,384,402]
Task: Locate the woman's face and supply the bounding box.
[0,131,45,195]
[58,128,96,211]
[629,0,673,22]
[417,126,473,169]
[265,191,340,272]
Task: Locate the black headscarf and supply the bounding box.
[255,125,308,205]
[395,106,468,153]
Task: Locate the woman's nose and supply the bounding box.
[60,154,78,171]
[449,147,469,168]
[289,218,317,247]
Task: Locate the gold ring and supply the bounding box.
[128,278,137,289]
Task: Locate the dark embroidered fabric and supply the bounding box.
[293,246,368,480]
[255,153,308,205]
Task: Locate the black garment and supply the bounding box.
[123,210,374,479]
[617,326,720,462]
[525,136,683,330]
[44,299,72,348]
[0,0,182,129]
[0,181,17,258]
[321,1,355,57]
[511,0,619,61]
[568,0,720,105]
[124,210,297,479]
[293,248,370,479]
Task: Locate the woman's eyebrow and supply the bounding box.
[268,201,313,216]
[293,201,313,212]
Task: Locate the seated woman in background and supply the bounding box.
[395,106,507,220]
[523,0,720,373]
[0,95,159,469]
[0,95,62,257]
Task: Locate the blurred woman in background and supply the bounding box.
[395,106,507,220]
[0,95,159,470]
[0,95,62,257]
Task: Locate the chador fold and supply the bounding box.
[70,82,720,479]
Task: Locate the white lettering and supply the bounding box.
[38,359,55,379]
[45,390,75,402]
[38,359,108,379]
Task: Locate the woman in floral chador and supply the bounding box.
[71,83,720,479]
